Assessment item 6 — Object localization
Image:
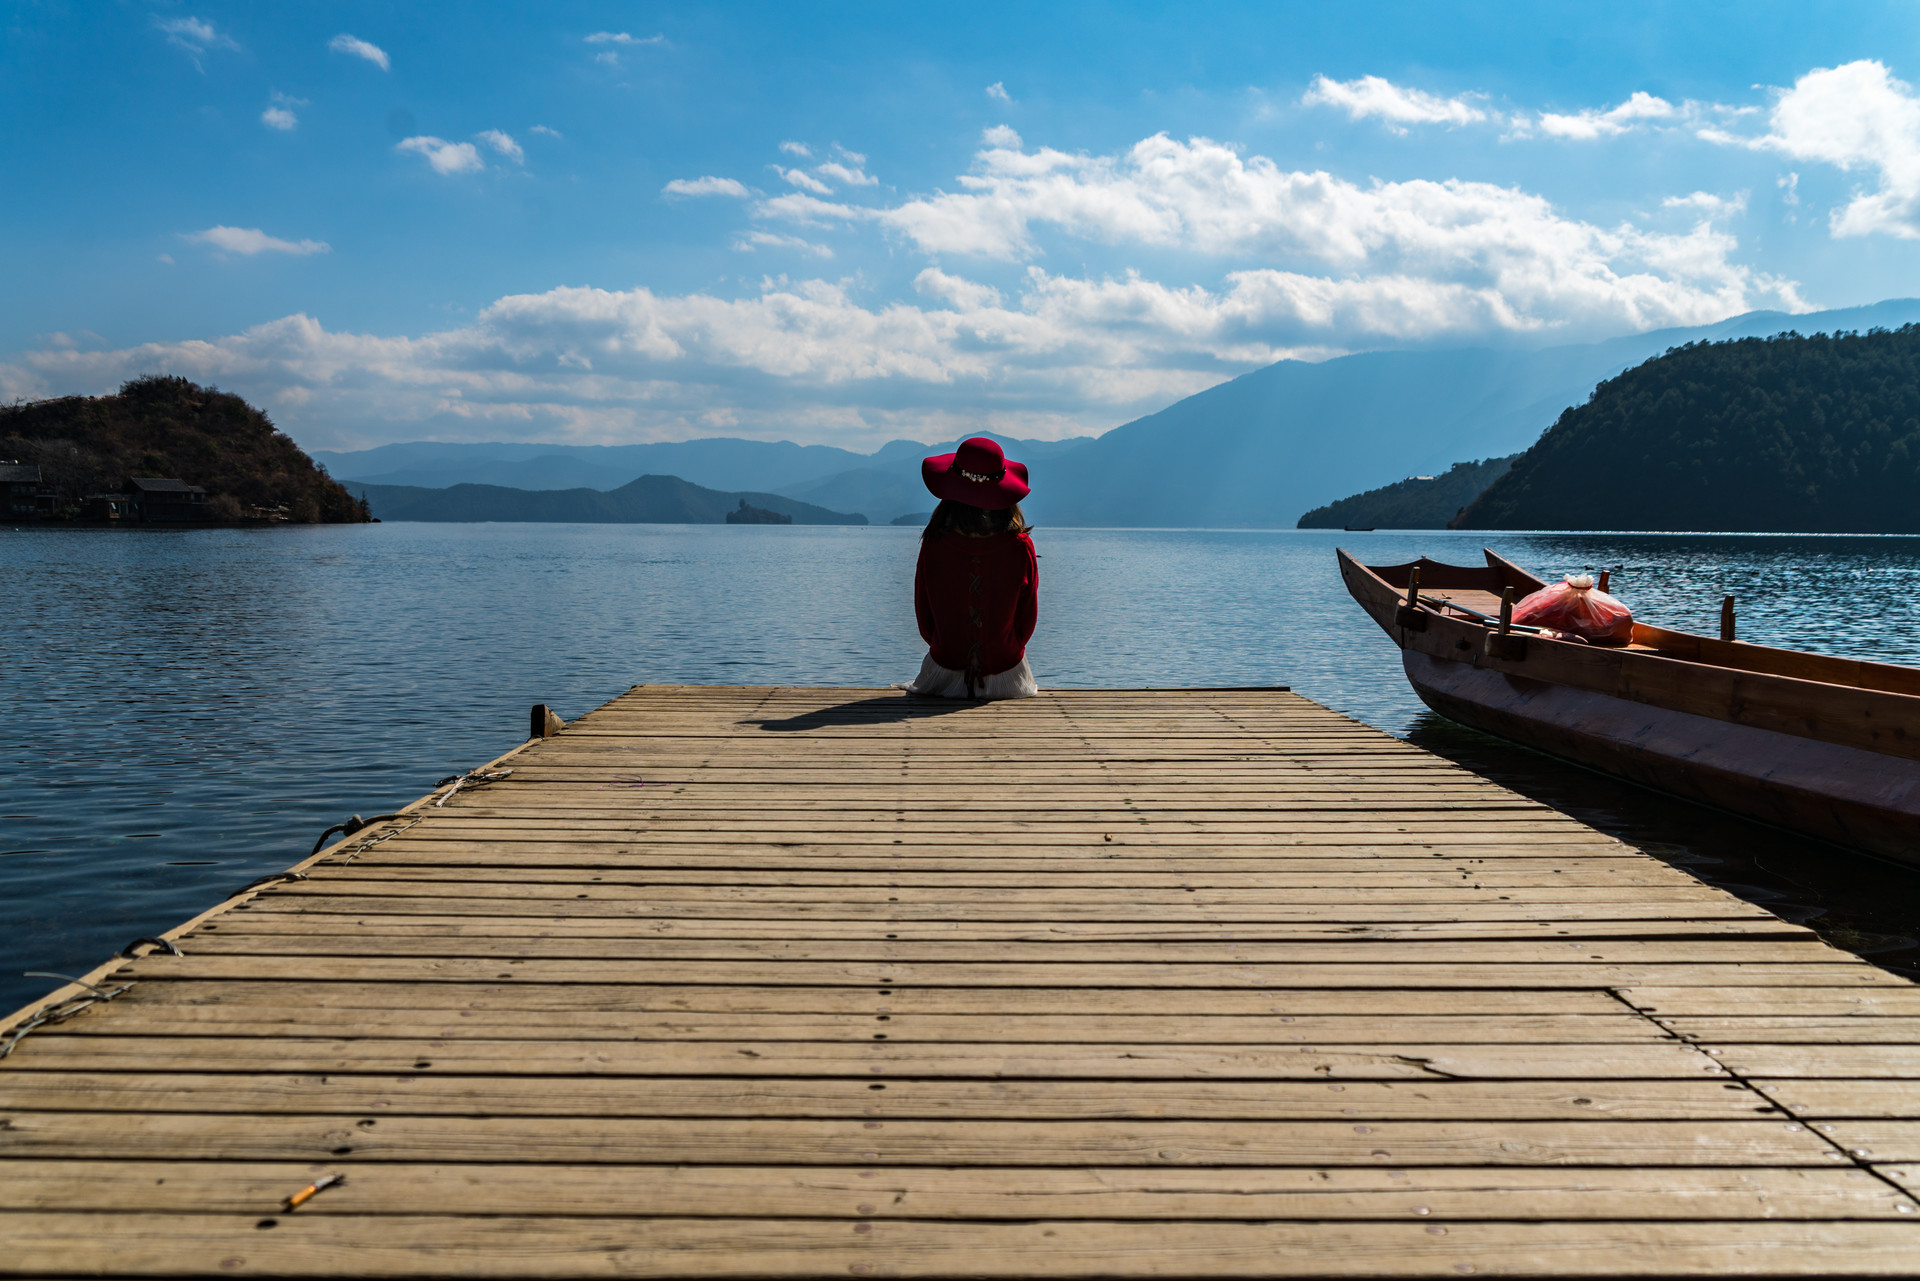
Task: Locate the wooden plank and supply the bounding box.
[207,914,1806,941]
[47,1009,1675,1044]
[1,1161,1905,1220]
[9,1213,1920,1277]
[102,981,1631,1016]
[1,1035,1732,1079]
[0,1113,1843,1164]
[0,1074,1775,1120]
[1711,1046,1920,1078]
[1623,988,1920,1016]
[1661,1017,1920,1041]
[167,936,1837,964]
[1753,1080,1920,1120]
[1806,1122,1920,1163]
[103,953,1899,987]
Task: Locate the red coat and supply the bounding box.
[913,530,1038,676]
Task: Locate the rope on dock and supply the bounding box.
[330,814,423,865]
[119,936,183,959]
[432,767,514,808]
[326,767,514,864]
[310,813,408,856]
[1,973,137,1059]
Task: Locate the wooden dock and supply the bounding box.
[6,685,1920,1276]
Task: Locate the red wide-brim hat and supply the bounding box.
[921,436,1031,510]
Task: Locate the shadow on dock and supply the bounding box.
[751,691,986,731]
[1407,710,1920,981]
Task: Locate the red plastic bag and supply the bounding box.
[1510,574,1634,646]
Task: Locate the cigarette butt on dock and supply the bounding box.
[284,1173,345,1211]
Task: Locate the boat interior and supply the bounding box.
[1349,547,1920,699]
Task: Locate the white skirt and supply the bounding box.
[900,653,1038,700]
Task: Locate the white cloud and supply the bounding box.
[1778,171,1800,205]
[8,118,1811,451]
[19,204,1802,448]
[530,125,563,139]
[1302,75,1488,131]
[774,166,833,194]
[594,51,620,67]
[733,231,834,258]
[1662,190,1748,216]
[476,130,524,164]
[779,141,812,157]
[397,136,484,175]
[1706,61,1920,239]
[585,31,664,44]
[833,146,868,165]
[260,92,305,131]
[914,268,1003,311]
[986,82,1011,102]
[815,161,878,187]
[183,226,331,256]
[664,176,752,198]
[328,34,390,71]
[156,16,238,68]
[754,130,1802,338]
[1537,91,1675,140]
[0,282,1226,448]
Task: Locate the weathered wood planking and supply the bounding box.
[5,684,1920,1278]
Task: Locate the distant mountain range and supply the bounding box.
[314,298,1920,527]
[345,475,867,525]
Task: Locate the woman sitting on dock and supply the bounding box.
[904,437,1039,700]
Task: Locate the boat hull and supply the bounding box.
[1336,546,1920,867]
[1404,643,1920,866]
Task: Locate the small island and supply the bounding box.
[725,499,793,525]
[1,375,370,524]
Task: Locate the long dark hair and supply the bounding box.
[921,499,1029,542]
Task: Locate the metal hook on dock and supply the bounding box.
[118,937,184,959]
[231,871,308,898]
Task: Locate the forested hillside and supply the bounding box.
[1455,327,1920,532]
[1,375,369,522]
[1297,456,1515,528]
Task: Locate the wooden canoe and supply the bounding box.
[1339,547,1920,866]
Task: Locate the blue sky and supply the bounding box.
[6,1,1920,450]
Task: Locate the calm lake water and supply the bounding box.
[6,522,1920,1015]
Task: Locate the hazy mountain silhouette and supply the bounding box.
[1023,299,1920,528]
[322,432,1089,524]
[314,438,886,494]
[346,474,867,524]
[316,299,1920,527]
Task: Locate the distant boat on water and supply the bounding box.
[1341,547,1920,866]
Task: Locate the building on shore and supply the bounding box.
[124,477,209,522]
[80,492,135,521]
[2,462,58,519]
